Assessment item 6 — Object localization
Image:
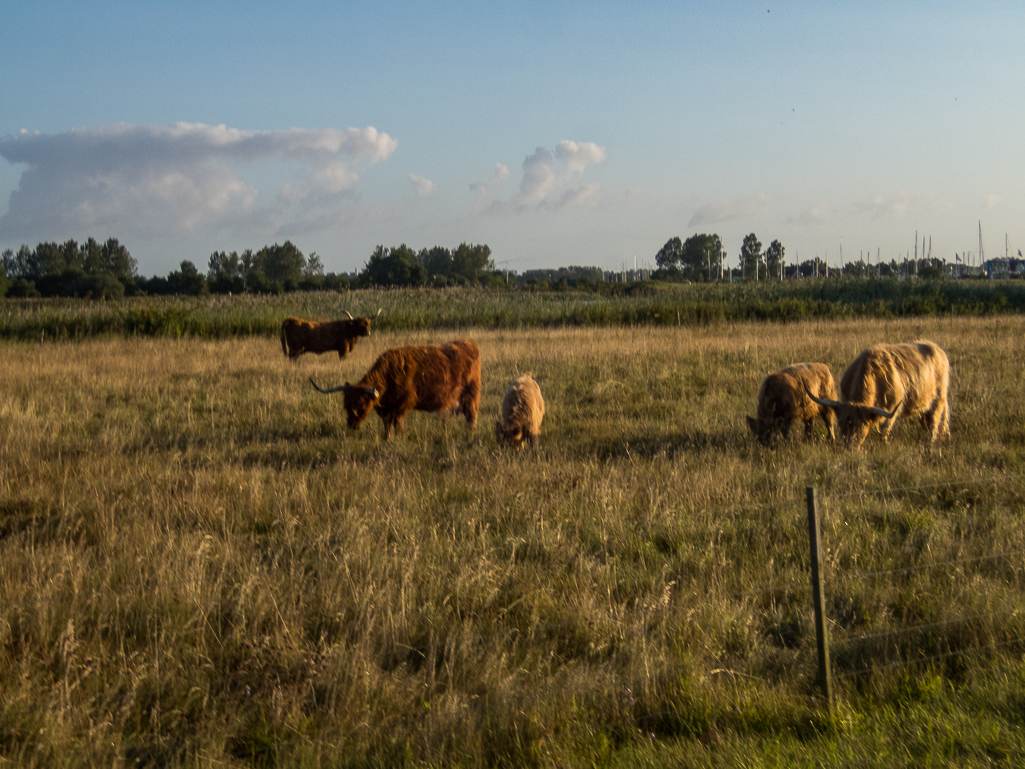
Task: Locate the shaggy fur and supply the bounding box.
[495,372,545,449]
[745,363,837,445]
[318,339,481,440]
[280,315,372,360]
[810,340,951,449]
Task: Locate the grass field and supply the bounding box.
[2,314,1025,766]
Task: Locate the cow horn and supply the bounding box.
[858,402,901,419]
[344,311,354,319]
[310,378,348,395]
[804,384,845,410]
[310,378,379,399]
[376,308,382,317]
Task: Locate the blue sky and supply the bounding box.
[2,1,1022,277]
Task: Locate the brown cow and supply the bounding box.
[806,340,951,449]
[280,310,380,361]
[310,339,481,439]
[745,363,837,445]
[495,372,545,449]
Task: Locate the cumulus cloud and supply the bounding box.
[0,121,397,241]
[485,140,606,214]
[688,194,768,227]
[555,141,606,173]
[470,162,510,213]
[409,173,437,197]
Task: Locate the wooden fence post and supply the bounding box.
[806,486,833,715]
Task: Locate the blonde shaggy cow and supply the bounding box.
[807,340,951,449]
[495,372,545,449]
[745,363,838,445]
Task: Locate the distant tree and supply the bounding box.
[359,245,427,287]
[0,257,7,297]
[421,246,453,283]
[763,239,785,280]
[208,251,246,294]
[681,233,724,281]
[451,243,493,284]
[254,241,306,288]
[167,260,210,296]
[740,233,763,280]
[655,237,684,274]
[79,272,124,300]
[799,257,826,278]
[304,251,325,278]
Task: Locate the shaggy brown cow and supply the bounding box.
[310,339,481,439]
[280,310,380,361]
[745,363,837,445]
[495,372,545,449]
[806,340,951,449]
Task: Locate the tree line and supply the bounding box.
[0,239,500,299]
[655,232,952,281]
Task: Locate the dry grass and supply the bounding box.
[2,315,1025,766]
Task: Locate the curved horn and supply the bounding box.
[344,311,354,319]
[804,384,845,410]
[310,377,349,395]
[376,308,382,317]
[858,401,901,419]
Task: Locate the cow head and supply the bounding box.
[310,378,380,429]
[745,415,784,446]
[495,421,524,448]
[804,386,898,448]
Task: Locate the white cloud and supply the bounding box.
[555,182,601,210]
[688,195,767,227]
[470,162,510,213]
[486,140,606,214]
[0,122,397,241]
[984,193,1000,209]
[555,140,606,173]
[408,173,437,197]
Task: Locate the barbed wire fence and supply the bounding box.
[803,482,1024,713]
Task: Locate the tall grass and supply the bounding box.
[1,316,1025,765]
[3,279,1025,341]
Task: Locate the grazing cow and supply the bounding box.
[495,372,545,449]
[806,340,951,449]
[745,363,837,445]
[280,310,380,361]
[310,339,481,439]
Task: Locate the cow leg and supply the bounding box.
[460,384,480,429]
[821,410,836,441]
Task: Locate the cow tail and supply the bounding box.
[280,325,289,357]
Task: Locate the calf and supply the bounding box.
[495,372,545,449]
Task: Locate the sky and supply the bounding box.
[1,1,1023,277]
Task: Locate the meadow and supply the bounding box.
[2,310,1025,766]
[3,278,1025,342]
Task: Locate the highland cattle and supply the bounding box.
[280,310,380,361]
[495,372,545,449]
[806,340,951,449]
[310,339,481,439]
[745,363,837,445]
